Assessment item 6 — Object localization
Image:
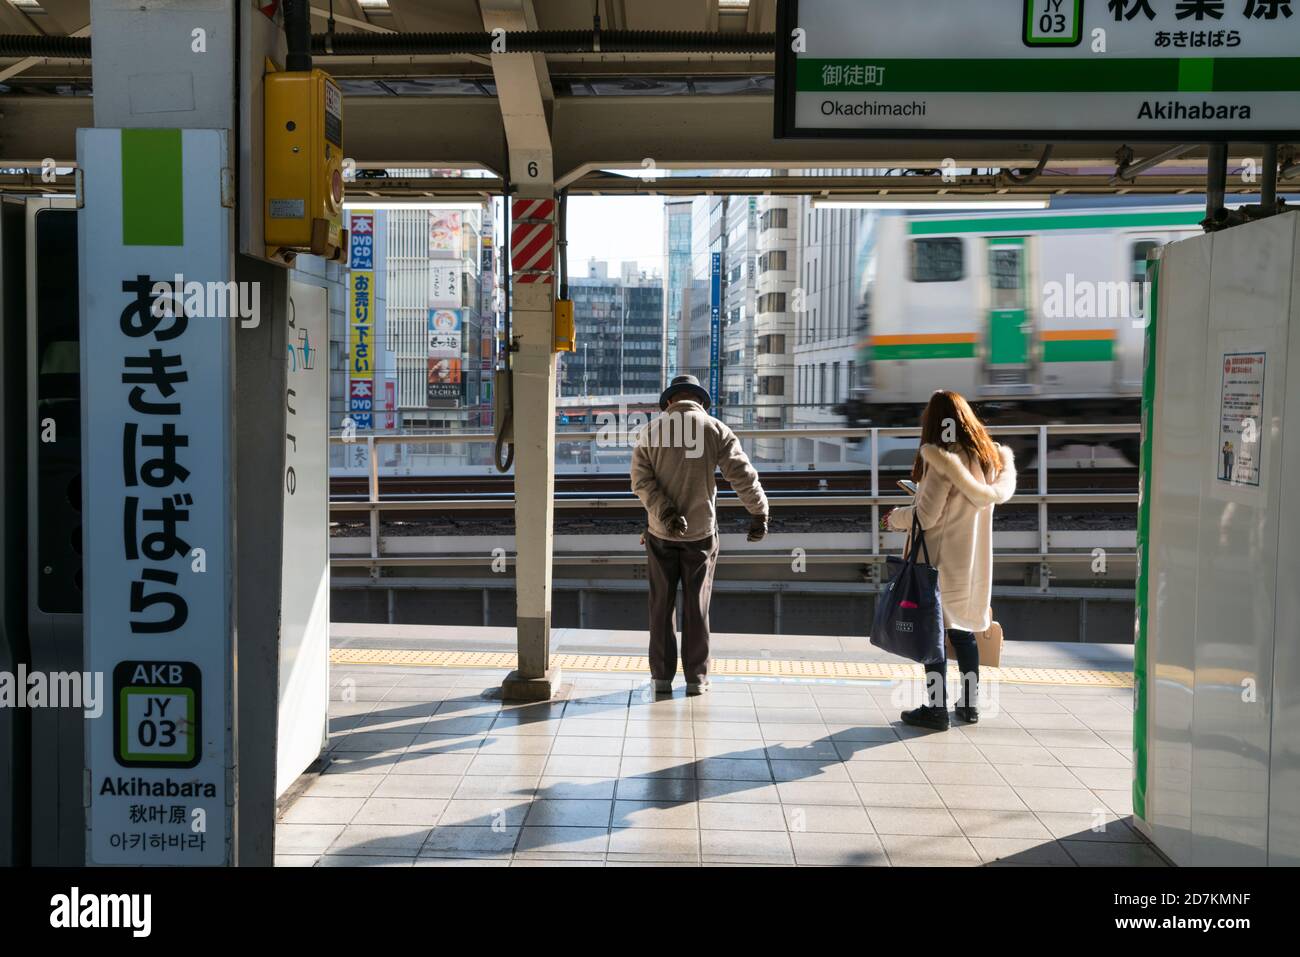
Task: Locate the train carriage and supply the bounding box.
[839,202,1207,462]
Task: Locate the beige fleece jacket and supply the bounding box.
[631,399,769,542]
[887,443,1017,632]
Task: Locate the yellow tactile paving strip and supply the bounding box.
[330,648,1133,688]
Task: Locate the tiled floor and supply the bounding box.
[275,666,1165,867]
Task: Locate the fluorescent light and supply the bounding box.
[343,200,484,211]
[813,195,1051,210]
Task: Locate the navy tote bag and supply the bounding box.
[870,514,945,665]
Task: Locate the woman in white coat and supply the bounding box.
[884,390,1016,730]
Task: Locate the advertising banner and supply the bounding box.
[349,211,374,269]
[348,212,375,430]
[427,308,464,403]
[429,262,461,307]
[429,210,462,257]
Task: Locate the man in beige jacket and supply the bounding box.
[631,375,769,695]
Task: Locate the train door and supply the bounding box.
[983,236,1033,390]
[1115,234,1168,393]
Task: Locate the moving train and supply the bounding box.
[837,201,1209,463]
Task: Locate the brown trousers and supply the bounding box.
[645,531,719,682]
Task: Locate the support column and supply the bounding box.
[504,256,559,697]
[482,1,561,701]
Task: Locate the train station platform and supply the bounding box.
[275,624,1157,867]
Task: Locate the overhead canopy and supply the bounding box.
[0,0,1295,195]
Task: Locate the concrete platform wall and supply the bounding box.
[331,586,1134,644]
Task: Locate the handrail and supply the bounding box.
[328,492,1136,512]
[328,422,1140,446]
[330,423,1139,573]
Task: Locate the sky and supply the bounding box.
[562,196,665,279]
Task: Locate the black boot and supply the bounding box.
[954,706,979,724]
[901,705,950,731]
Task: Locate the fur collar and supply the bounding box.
[919,443,1017,507]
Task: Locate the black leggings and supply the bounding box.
[924,629,979,709]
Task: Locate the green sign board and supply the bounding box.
[775,0,1300,140]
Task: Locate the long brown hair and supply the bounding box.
[911,390,1001,483]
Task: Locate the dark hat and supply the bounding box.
[659,374,711,410]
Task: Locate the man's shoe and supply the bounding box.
[900,705,950,731]
[686,678,710,696]
[652,679,674,695]
[954,706,979,724]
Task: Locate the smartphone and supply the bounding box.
[896,479,918,495]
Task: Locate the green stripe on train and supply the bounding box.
[909,210,1205,236]
[796,57,1300,93]
[1042,339,1115,362]
[873,339,1114,362]
[121,128,184,246]
[871,342,977,360]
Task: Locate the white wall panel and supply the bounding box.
[1144,214,1299,866]
[1189,215,1292,865]
[1145,232,1210,865]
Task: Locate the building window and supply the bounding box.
[760,207,788,231]
[759,250,787,273]
[758,375,785,396]
[756,334,786,356]
[910,238,965,283]
[757,292,786,314]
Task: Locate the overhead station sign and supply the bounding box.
[775,0,1300,140]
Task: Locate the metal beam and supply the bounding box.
[12,167,1287,200]
[8,89,1294,180]
[0,24,89,85]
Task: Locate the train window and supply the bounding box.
[910,238,964,282]
[1131,240,1160,316]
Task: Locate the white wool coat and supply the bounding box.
[886,443,1017,632]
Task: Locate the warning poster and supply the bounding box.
[1216,351,1266,488]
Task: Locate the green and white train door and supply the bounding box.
[983,236,1034,391]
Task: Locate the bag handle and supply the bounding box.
[907,513,933,567]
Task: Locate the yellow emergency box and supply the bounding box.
[264,65,345,261]
[553,299,576,353]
